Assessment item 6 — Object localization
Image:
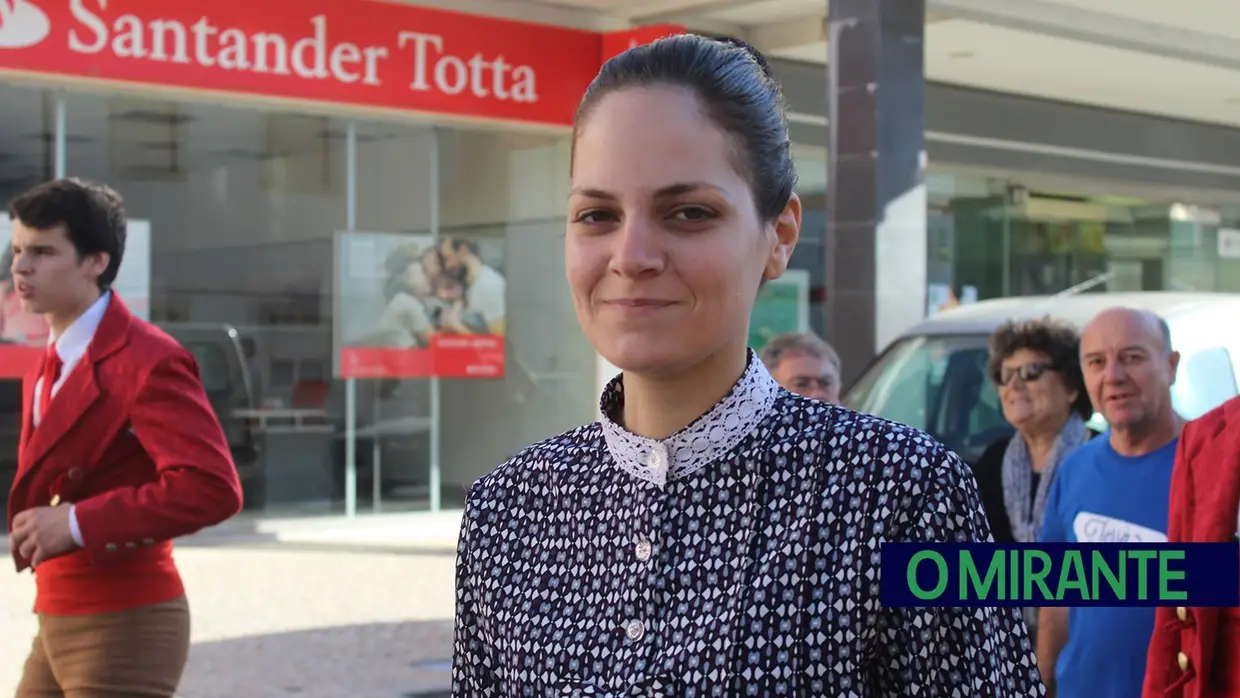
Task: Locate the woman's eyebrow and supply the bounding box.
[569,182,727,200]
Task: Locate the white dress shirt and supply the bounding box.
[33,292,111,547]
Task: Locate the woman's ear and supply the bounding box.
[764,193,802,280]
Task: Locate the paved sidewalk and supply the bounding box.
[1,514,463,697]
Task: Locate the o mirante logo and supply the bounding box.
[880,542,1240,607]
[0,0,50,49]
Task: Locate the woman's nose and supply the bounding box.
[610,218,665,277]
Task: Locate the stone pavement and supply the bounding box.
[0,512,463,698]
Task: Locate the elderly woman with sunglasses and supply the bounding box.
[971,317,1098,635]
[973,317,1098,546]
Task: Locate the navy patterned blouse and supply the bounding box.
[451,352,1044,696]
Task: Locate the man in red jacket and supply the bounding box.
[1144,394,1240,698]
[5,178,243,697]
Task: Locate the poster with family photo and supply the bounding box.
[334,230,506,379]
[0,215,151,378]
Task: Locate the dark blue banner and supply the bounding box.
[880,543,1240,607]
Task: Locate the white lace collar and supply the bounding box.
[598,351,781,487]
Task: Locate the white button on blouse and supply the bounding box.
[634,539,652,562]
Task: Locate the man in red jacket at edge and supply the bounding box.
[5,177,243,697]
[1144,394,1240,698]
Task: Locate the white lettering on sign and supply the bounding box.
[398,31,537,103]
[60,0,540,104]
[68,0,388,84]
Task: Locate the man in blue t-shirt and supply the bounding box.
[1037,307,1184,698]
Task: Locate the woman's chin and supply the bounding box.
[1004,412,1036,432]
[598,342,692,379]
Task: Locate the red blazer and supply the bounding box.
[1144,396,1240,698]
[6,294,243,615]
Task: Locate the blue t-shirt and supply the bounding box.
[1039,433,1177,698]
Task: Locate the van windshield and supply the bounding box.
[843,334,1014,465]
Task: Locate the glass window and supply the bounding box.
[64,90,350,516]
[843,333,1013,464]
[432,127,595,490]
[0,82,57,520]
[182,340,233,395]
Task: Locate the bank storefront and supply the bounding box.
[0,0,679,518]
[5,0,1240,521]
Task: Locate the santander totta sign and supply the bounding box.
[0,0,680,126]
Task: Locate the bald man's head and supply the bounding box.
[1080,307,1179,436]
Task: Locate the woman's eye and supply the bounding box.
[672,207,713,221]
[574,210,616,224]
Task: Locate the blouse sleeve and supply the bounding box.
[871,447,1046,696]
[451,491,498,696]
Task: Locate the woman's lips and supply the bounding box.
[604,298,676,315]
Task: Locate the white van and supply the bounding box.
[843,292,1240,465]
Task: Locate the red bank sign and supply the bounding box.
[0,0,680,125]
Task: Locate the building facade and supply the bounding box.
[2,0,1239,519]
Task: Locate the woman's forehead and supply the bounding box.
[572,88,739,189]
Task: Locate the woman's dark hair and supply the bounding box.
[572,34,796,222]
[988,316,1093,419]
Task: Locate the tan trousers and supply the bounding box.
[15,596,191,698]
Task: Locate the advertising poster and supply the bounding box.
[749,269,810,352]
[0,216,151,378]
[335,231,506,379]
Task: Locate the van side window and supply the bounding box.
[844,334,1014,464]
[183,341,232,395]
[1173,346,1238,420]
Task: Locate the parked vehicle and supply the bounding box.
[162,323,264,508]
[843,292,1240,465]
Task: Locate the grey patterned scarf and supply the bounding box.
[1001,413,1089,544]
[1002,413,1089,633]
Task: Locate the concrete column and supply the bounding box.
[825,0,928,385]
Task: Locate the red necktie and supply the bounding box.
[38,347,63,423]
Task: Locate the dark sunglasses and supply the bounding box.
[996,362,1053,386]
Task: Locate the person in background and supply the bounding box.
[1143,394,1240,697]
[6,178,243,697]
[438,237,505,336]
[1037,307,1183,698]
[971,317,1096,636]
[372,244,436,348]
[450,33,1043,696]
[759,330,842,403]
[972,317,1096,545]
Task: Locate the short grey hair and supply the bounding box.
[760,331,841,373]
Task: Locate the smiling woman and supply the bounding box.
[449,33,1046,697]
